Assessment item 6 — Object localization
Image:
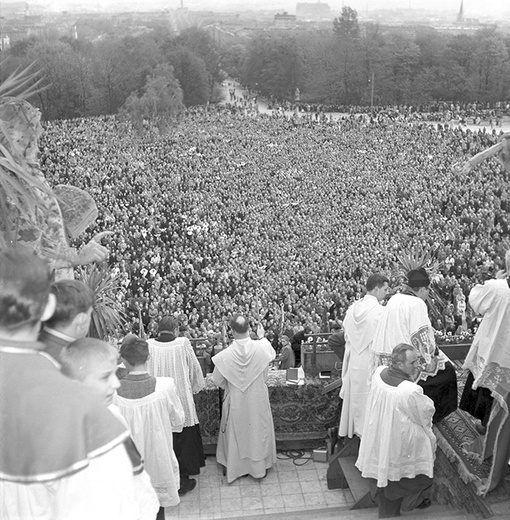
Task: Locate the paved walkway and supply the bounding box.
[221,81,510,133]
[165,453,354,519]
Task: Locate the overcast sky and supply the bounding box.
[173,0,508,18]
[14,0,509,19]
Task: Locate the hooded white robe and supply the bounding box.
[339,294,384,438]
[212,337,277,483]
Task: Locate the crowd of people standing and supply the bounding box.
[39,104,510,341]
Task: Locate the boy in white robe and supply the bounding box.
[116,336,185,509]
[0,249,137,520]
[60,337,160,520]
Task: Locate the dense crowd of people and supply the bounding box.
[39,103,510,340]
[266,97,510,127]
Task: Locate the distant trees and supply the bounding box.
[238,11,510,106]
[241,35,300,99]
[333,6,360,41]
[173,27,224,89]
[163,45,210,106]
[3,10,510,118]
[120,64,184,132]
[1,26,223,121]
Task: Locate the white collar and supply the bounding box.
[44,326,75,343]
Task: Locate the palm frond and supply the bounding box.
[396,243,441,281]
[0,62,55,248]
[76,264,127,340]
[0,62,46,100]
[395,243,447,319]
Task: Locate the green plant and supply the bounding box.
[76,263,127,340]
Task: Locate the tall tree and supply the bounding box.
[25,39,84,119]
[120,64,184,133]
[380,33,421,104]
[470,34,510,102]
[165,46,210,106]
[333,6,360,41]
[173,28,223,88]
[296,30,338,103]
[241,36,299,100]
[331,7,364,104]
[221,44,246,80]
[91,38,126,114]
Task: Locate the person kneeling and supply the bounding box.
[356,344,436,518]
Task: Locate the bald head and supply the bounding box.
[229,314,250,337]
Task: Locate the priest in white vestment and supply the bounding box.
[212,314,277,483]
[147,317,205,494]
[357,344,436,518]
[339,273,390,438]
[460,252,510,494]
[370,269,457,424]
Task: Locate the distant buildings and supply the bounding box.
[296,3,333,22]
[274,12,296,29]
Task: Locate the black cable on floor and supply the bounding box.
[277,448,314,466]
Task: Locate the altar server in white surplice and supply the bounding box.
[212,314,277,484]
[115,336,185,509]
[339,273,390,438]
[357,344,436,518]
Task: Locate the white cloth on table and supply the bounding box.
[356,365,436,488]
[212,337,277,483]
[147,337,204,427]
[113,379,185,508]
[340,294,384,438]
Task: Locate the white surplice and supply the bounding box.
[463,279,510,385]
[340,294,384,438]
[356,366,436,488]
[113,378,185,507]
[462,278,510,494]
[0,445,138,520]
[147,337,204,427]
[212,338,277,483]
[370,292,448,381]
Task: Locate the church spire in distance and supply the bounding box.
[457,0,464,23]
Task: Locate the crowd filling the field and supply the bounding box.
[40,104,510,339]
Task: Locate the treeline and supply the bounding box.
[232,7,510,106]
[1,26,223,121]
[3,7,510,120]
